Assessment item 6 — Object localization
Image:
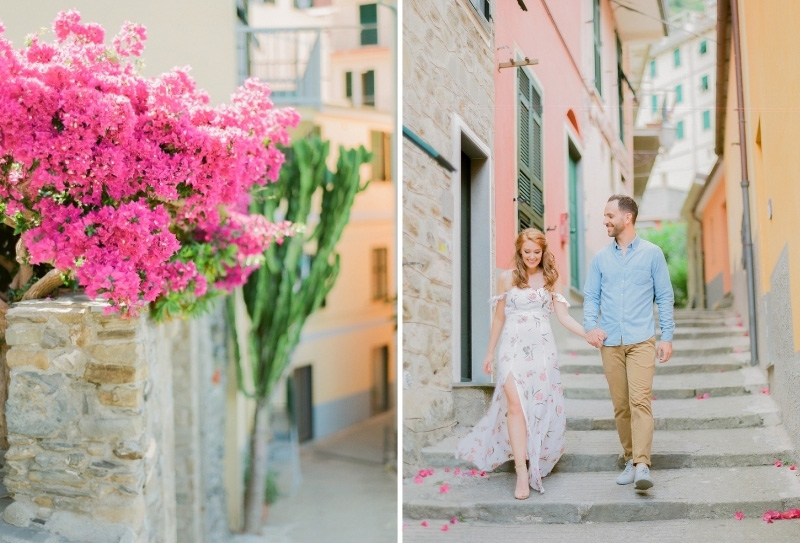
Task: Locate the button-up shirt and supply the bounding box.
[583,235,675,346]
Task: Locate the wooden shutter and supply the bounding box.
[517,69,544,233]
[360,4,378,46]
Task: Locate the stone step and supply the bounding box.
[559,352,749,375]
[561,367,766,400]
[559,335,750,357]
[402,518,800,543]
[402,466,800,524]
[565,394,782,432]
[420,426,795,473]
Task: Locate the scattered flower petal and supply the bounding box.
[414,475,424,484]
[441,524,450,531]
[569,351,577,357]
[450,517,458,524]
[697,393,710,400]
[734,511,744,520]
[444,467,451,473]
[439,483,450,494]
[761,388,771,395]
[775,461,783,468]
[421,521,429,527]
[790,465,796,471]
[454,468,461,476]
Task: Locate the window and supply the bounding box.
[469,0,491,20]
[362,70,375,107]
[345,71,352,100]
[649,59,656,78]
[673,48,681,67]
[651,95,658,113]
[370,130,391,182]
[699,40,708,55]
[372,247,388,301]
[700,75,709,91]
[676,120,685,140]
[517,69,544,232]
[593,0,602,95]
[359,3,378,46]
[675,84,683,104]
[702,110,711,130]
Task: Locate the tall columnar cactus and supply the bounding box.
[230,136,370,533]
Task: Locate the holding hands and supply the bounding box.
[585,328,607,349]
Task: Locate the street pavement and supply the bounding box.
[233,409,398,543]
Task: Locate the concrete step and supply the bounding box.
[421,426,795,473]
[565,394,782,431]
[454,382,779,430]
[559,352,749,375]
[561,367,767,400]
[402,465,800,524]
[402,518,800,543]
[559,335,750,357]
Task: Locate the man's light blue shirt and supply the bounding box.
[583,235,675,346]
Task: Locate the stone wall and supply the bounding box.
[402,0,495,475]
[1,295,176,543]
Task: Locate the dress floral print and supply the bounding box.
[456,286,568,493]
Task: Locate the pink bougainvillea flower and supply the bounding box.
[652,396,658,401]
[763,510,780,523]
[421,521,429,527]
[414,475,424,484]
[790,465,796,471]
[444,467,451,473]
[469,469,479,477]
[775,461,783,467]
[439,484,450,494]
[743,331,749,336]
[453,468,462,476]
[450,517,458,524]
[574,372,580,376]
[441,524,450,531]
[697,393,710,400]
[761,388,771,395]
[734,511,744,520]
[569,351,577,357]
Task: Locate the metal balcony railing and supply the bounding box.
[237,24,386,109]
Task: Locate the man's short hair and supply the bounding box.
[608,194,639,224]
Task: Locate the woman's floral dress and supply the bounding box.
[456,286,568,493]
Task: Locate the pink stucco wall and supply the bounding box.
[494,0,586,283]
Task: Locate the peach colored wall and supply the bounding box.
[493,0,585,279]
[701,177,731,295]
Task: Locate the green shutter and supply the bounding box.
[702,110,711,130]
[362,70,375,106]
[700,40,707,54]
[674,48,681,67]
[677,120,685,140]
[651,95,658,113]
[345,71,352,99]
[649,59,656,78]
[593,0,602,95]
[675,84,682,103]
[701,75,709,91]
[360,4,378,46]
[517,69,544,233]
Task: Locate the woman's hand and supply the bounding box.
[482,353,494,375]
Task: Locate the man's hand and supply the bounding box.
[482,353,494,375]
[586,328,606,349]
[657,341,673,363]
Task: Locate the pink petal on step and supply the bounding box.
[441,524,450,531]
[450,517,458,524]
[734,511,744,520]
[775,461,783,467]
[453,468,461,476]
[440,483,450,493]
[761,388,771,395]
[414,475,424,484]
[421,521,429,527]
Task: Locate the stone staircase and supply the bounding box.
[403,309,800,539]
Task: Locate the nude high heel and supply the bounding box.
[514,462,530,500]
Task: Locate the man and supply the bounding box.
[583,195,674,490]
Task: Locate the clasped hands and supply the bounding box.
[585,328,607,348]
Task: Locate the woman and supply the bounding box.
[456,228,590,499]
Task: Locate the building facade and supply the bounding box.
[689,0,800,455]
[636,1,717,224]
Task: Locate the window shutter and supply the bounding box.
[517,69,544,233]
[360,4,378,46]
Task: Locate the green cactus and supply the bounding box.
[229,137,370,533]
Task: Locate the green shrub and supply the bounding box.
[640,222,688,308]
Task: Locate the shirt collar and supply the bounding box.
[613,235,640,251]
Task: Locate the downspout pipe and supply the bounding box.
[730,0,758,366]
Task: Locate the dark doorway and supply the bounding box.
[371,345,390,415]
[288,365,313,443]
[460,151,472,382]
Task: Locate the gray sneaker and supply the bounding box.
[616,459,635,485]
[634,464,654,490]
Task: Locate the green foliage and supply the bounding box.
[229,137,370,400]
[640,222,688,307]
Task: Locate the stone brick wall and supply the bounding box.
[402,0,495,475]
[1,295,176,543]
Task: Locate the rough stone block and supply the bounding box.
[113,439,145,461]
[6,372,77,438]
[41,324,69,349]
[34,496,54,508]
[6,348,50,370]
[97,386,143,409]
[87,343,139,365]
[5,326,43,346]
[78,417,143,440]
[83,363,147,385]
[29,469,87,489]
[2,501,36,528]
[50,349,88,375]
[97,328,138,340]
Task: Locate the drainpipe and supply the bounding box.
[730,0,758,366]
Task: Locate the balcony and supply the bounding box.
[237,23,388,110]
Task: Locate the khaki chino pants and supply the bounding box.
[600,337,657,466]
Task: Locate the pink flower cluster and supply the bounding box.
[0,11,299,316]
